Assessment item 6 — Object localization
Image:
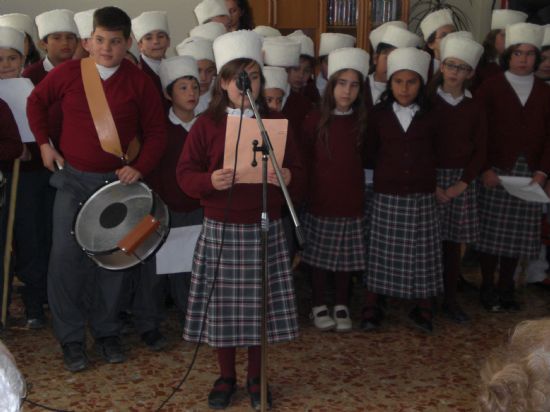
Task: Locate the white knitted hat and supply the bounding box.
[263,36,300,67]
[132,11,169,42]
[445,31,474,41]
[505,22,544,50]
[194,0,229,25]
[319,32,356,57]
[263,66,288,91]
[159,55,199,90]
[287,30,315,57]
[369,20,407,50]
[387,47,431,84]
[0,13,36,41]
[74,9,96,39]
[189,22,226,41]
[253,25,281,38]
[420,9,454,41]
[35,9,78,39]
[440,36,483,69]
[491,9,528,30]
[0,26,25,55]
[379,25,420,49]
[213,30,263,73]
[176,36,215,62]
[328,47,370,78]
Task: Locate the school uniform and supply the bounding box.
[139,55,171,112]
[177,110,304,347]
[472,61,503,92]
[301,110,366,272]
[364,103,443,299]
[302,78,320,106]
[282,90,312,145]
[475,71,550,259]
[0,99,23,160]
[434,89,487,243]
[27,58,166,345]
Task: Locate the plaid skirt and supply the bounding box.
[364,182,375,250]
[365,193,443,299]
[436,168,479,243]
[183,218,298,348]
[476,158,541,259]
[301,213,367,272]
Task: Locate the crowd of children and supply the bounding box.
[0,0,550,409]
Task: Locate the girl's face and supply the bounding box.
[333,69,360,112]
[168,77,200,113]
[428,24,455,58]
[440,57,474,89]
[265,88,284,112]
[287,57,313,92]
[536,49,550,81]
[138,30,170,60]
[221,61,261,109]
[495,30,506,55]
[374,48,394,81]
[391,70,421,107]
[509,44,537,76]
[0,48,23,79]
[225,0,242,31]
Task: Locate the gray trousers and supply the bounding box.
[48,165,127,345]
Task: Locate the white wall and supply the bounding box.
[0,0,202,54]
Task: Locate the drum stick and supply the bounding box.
[1,159,20,328]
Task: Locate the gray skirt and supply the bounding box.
[365,193,443,299]
[183,218,298,347]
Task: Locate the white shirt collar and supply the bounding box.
[332,108,353,115]
[368,73,386,104]
[169,107,196,132]
[226,107,254,118]
[43,57,55,72]
[194,89,212,115]
[392,102,419,132]
[437,86,472,106]
[96,64,120,81]
[141,54,162,75]
[504,71,534,106]
[316,73,327,96]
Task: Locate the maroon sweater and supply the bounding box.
[145,120,200,213]
[282,90,312,146]
[302,110,365,217]
[476,72,550,174]
[177,112,305,224]
[365,104,438,195]
[433,94,487,184]
[0,99,23,168]
[22,58,63,171]
[472,62,502,92]
[27,59,166,176]
[302,79,321,106]
[139,56,171,112]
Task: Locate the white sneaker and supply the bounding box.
[311,305,336,331]
[333,305,352,332]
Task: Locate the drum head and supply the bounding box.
[74,181,154,254]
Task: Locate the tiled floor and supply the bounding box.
[3,269,550,411]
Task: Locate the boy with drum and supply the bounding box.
[27,6,166,372]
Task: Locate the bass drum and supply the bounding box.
[73,181,170,270]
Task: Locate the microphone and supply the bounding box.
[236,71,251,92]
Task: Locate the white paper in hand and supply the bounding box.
[155,225,202,274]
[0,78,35,143]
[499,176,550,203]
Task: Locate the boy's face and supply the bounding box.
[509,44,537,76]
[264,88,284,112]
[167,77,200,112]
[197,59,217,95]
[90,27,131,68]
[138,30,170,60]
[41,32,78,65]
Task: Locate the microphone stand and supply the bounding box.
[244,84,304,412]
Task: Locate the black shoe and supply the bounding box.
[247,377,272,411]
[441,302,470,324]
[480,288,503,313]
[95,336,126,364]
[360,306,384,331]
[62,342,88,372]
[26,317,46,329]
[141,329,168,352]
[409,307,433,333]
[208,377,236,410]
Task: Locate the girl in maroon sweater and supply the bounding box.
[301,47,369,333]
[475,23,550,313]
[429,36,486,323]
[177,30,303,410]
[363,48,442,333]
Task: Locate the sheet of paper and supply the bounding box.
[155,225,202,274]
[499,175,550,203]
[0,78,35,143]
[223,116,288,184]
